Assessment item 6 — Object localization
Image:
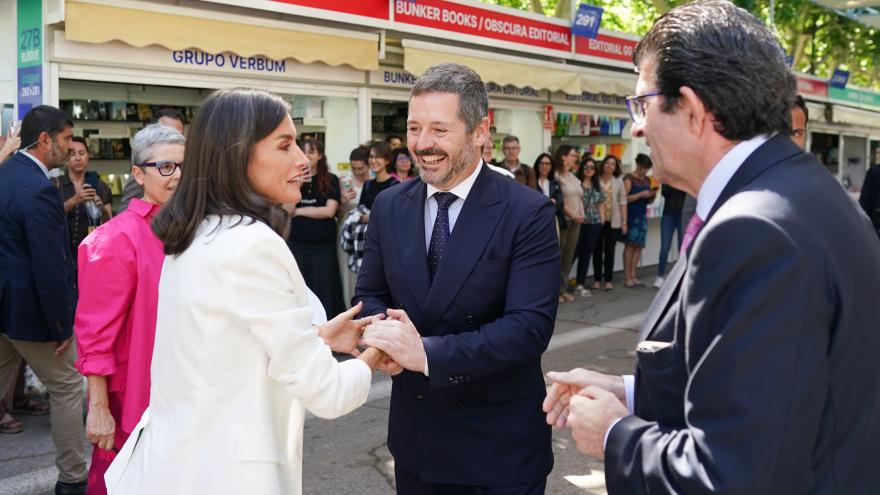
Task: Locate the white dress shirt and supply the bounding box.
[605,134,771,450]
[423,161,483,251]
[19,150,51,180]
[420,160,483,376]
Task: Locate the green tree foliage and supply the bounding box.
[476,0,880,89]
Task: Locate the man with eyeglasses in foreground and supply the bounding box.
[544,1,880,493]
[0,105,89,495]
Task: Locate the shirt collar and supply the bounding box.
[128,197,162,220]
[19,150,51,180]
[426,161,483,203]
[696,134,771,220]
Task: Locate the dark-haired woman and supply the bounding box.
[105,89,387,495]
[573,157,605,297]
[390,147,417,182]
[286,140,346,319]
[359,141,400,215]
[59,136,113,265]
[623,154,656,287]
[554,145,583,303]
[593,155,628,291]
[533,152,564,235]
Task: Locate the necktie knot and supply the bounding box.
[433,192,458,211]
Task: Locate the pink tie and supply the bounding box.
[680,214,705,256]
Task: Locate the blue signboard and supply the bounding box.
[573,3,603,39]
[830,69,849,89]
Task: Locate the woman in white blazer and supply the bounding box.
[104,89,387,495]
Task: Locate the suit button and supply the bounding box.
[448,377,455,383]
[415,394,424,400]
[465,315,475,324]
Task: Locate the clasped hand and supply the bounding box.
[361,308,425,376]
[543,368,629,460]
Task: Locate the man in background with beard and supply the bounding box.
[357,63,560,494]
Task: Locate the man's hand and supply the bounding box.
[377,355,404,376]
[567,385,629,460]
[318,301,384,356]
[543,368,625,428]
[361,309,426,373]
[86,404,116,451]
[54,336,74,357]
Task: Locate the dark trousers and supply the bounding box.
[657,212,684,277]
[593,222,619,284]
[575,223,603,284]
[395,464,546,495]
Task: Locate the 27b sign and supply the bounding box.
[573,3,603,40]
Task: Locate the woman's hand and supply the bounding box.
[342,188,358,203]
[86,404,116,451]
[0,128,21,161]
[73,184,98,205]
[318,301,385,356]
[358,347,393,372]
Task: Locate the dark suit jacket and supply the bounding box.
[355,164,560,485]
[605,136,880,494]
[0,152,76,342]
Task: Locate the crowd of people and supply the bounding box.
[0,1,879,494]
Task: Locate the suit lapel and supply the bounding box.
[420,167,504,334]
[394,180,431,311]
[640,255,687,341]
[639,135,801,342]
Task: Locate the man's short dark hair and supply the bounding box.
[502,136,520,146]
[20,105,73,148]
[385,135,403,145]
[633,0,795,141]
[794,94,809,121]
[152,107,184,125]
[349,146,369,162]
[411,63,488,134]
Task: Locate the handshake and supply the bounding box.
[319,302,427,376]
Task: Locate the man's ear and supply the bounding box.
[37,131,52,151]
[471,117,490,148]
[678,86,710,137]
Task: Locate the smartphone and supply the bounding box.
[84,171,100,190]
[341,175,353,191]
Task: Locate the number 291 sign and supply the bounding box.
[573,3,603,40]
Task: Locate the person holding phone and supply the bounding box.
[59,137,113,265]
[0,121,22,163]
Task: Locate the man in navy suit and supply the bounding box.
[0,105,88,495]
[358,63,560,494]
[543,2,880,493]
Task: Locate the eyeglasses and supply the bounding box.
[626,90,663,125]
[539,160,552,165]
[395,156,411,162]
[584,165,595,170]
[139,160,182,176]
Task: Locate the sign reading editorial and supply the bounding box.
[171,50,288,73]
[394,0,571,53]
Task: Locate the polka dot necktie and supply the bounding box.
[427,192,459,282]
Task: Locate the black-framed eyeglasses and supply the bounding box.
[138,160,182,176]
[625,90,663,125]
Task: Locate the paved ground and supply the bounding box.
[0,269,661,495]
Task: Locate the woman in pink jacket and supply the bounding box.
[73,123,184,495]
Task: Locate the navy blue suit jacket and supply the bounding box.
[354,164,560,485]
[605,136,880,494]
[0,152,76,342]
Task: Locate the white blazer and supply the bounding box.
[105,215,372,495]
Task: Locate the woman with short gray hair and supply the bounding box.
[72,123,184,495]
